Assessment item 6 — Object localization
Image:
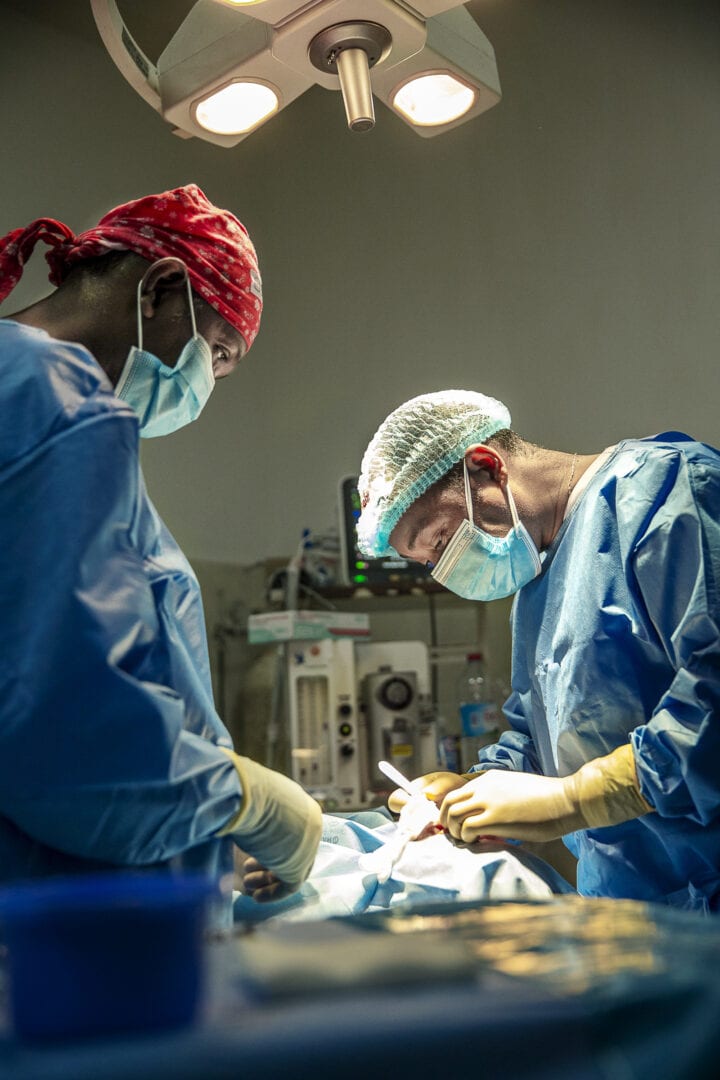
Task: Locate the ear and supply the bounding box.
[138,257,189,319]
[463,444,507,484]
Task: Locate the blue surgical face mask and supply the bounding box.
[115,269,215,438]
[430,460,542,601]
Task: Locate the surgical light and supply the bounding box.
[90,0,501,147]
[393,73,475,126]
[195,81,279,134]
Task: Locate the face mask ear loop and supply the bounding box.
[135,278,144,351]
[462,459,475,524]
[505,482,522,530]
[185,274,198,339]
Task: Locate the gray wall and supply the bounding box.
[2,0,718,568]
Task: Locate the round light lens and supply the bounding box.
[195,81,279,135]
[392,73,475,127]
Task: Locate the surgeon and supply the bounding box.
[356,389,720,913]
[0,185,321,918]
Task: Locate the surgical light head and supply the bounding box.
[90,1,501,146]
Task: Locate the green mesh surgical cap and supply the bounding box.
[357,389,511,558]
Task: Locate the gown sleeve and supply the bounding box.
[627,449,720,823]
[0,408,242,865]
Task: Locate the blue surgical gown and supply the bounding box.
[0,320,242,909]
[473,434,720,912]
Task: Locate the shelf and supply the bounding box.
[304,583,475,613]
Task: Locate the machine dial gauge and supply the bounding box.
[378,676,413,711]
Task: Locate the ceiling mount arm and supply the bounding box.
[309,21,392,132]
[90,0,161,112]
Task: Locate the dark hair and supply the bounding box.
[62,252,207,316]
[488,428,523,454]
[62,251,138,280]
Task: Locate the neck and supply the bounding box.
[9,289,131,386]
[506,447,598,551]
[547,451,600,545]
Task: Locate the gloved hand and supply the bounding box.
[440,744,653,843]
[219,750,322,892]
[387,771,474,815]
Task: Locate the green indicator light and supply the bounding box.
[353,574,368,584]
[355,560,367,569]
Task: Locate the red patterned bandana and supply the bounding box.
[0,184,263,351]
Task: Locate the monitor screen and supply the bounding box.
[338,475,430,588]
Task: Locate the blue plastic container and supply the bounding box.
[0,871,217,1041]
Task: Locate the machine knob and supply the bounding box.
[338,702,353,716]
[340,743,354,758]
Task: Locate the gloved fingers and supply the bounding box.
[442,802,536,842]
[444,800,489,840]
[448,810,571,844]
[388,772,470,815]
[439,774,567,841]
[439,779,518,840]
[424,772,474,805]
[387,787,410,814]
[457,814,518,843]
[438,776,484,830]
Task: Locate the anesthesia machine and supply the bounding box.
[286,638,434,811]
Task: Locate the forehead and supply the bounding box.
[389,482,454,550]
[389,503,425,553]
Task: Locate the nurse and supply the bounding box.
[0,185,321,917]
[356,389,720,912]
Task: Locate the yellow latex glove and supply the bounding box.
[387,771,474,815]
[219,750,322,891]
[439,745,653,843]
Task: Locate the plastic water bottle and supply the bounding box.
[436,713,461,773]
[457,652,500,770]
